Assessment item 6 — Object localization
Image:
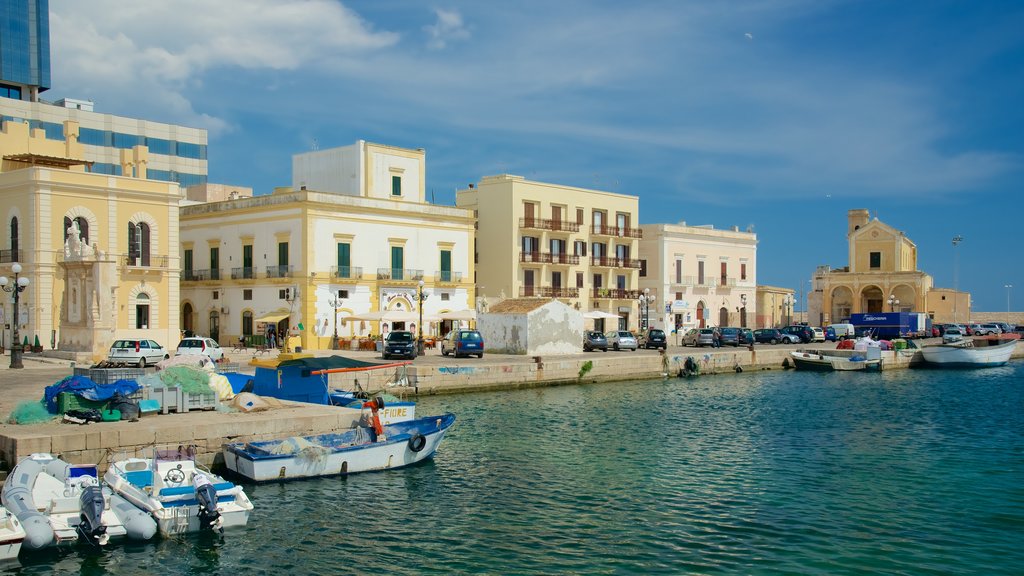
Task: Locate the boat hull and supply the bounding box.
[790,351,881,372]
[919,339,1016,368]
[224,413,455,482]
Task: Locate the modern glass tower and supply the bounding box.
[0,0,50,101]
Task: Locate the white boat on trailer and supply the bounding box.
[918,336,1018,368]
[1,453,155,552]
[224,397,455,482]
[104,446,253,536]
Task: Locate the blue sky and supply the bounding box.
[48,0,1023,312]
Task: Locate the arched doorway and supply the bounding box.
[182,303,194,335]
[697,302,706,328]
[860,285,884,313]
[831,286,853,323]
[718,306,729,327]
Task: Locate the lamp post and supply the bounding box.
[1006,284,1013,319]
[887,294,900,312]
[783,295,792,326]
[0,263,30,369]
[952,235,962,323]
[638,288,652,331]
[328,292,341,350]
[740,294,747,327]
[416,280,426,356]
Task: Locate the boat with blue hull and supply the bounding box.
[918,336,1018,368]
[223,401,455,482]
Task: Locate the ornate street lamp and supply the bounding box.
[0,263,31,369]
[887,294,900,312]
[417,280,426,356]
[637,288,655,332]
[328,292,342,350]
[740,294,747,327]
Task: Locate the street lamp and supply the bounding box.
[0,263,30,369]
[416,280,426,356]
[887,294,900,312]
[1006,284,1013,319]
[740,294,747,327]
[952,235,963,323]
[783,295,792,326]
[328,292,342,350]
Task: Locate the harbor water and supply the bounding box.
[7,362,1024,575]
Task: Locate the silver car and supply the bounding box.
[605,330,638,351]
[107,339,169,367]
[977,323,1002,335]
[682,328,716,347]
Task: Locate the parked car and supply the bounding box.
[1014,325,1024,338]
[781,325,815,344]
[175,336,225,362]
[583,331,608,352]
[977,323,1002,335]
[827,323,856,341]
[992,322,1014,334]
[719,327,741,347]
[382,330,416,359]
[942,328,964,343]
[738,328,755,345]
[108,339,169,367]
[967,323,987,336]
[682,328,715,347]
[606,330,638,351]
[753,328,784,344]
[811,327,826,342]
[637,328,667,350]
[441,329,485,358]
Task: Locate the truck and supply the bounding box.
[851,312,913,340]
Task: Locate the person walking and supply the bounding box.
[713,327,722,348]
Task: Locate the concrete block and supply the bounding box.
[14,435,52,458]
[122,428,155,447]
[85,431,103,450]
[51,433,87,453]
[99,430,121,449]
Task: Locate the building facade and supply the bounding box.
[179,142,475,350]
[809,209,970,325]
[755,285,795,329]
[0,0,50,101]
[456,174,642,330]
[0,118,182,360]
[638,223,758,331]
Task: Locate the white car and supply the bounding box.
[175,337,225,362]
[107,339,169,367]
[811,327,826,342]
[942,328,964,344]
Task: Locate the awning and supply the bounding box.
[255,311,291,323]
[440,309,477,321]
[583,310,621,319]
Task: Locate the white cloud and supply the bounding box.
[423,8,471,50]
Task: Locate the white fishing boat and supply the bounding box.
[0,507,25,561]
[790,350,882,372]
[1,453,156,551]
[224,398,455,482]
[104,446,253,536]
[918,336,1018,368]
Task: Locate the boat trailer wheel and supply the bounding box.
[165,468,186,484]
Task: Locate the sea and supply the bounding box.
[6,362,1023,575]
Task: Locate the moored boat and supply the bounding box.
[790,350,882,372]
[0,507,25,561]
[1,453,156,551]
[918,336,1018,368]
[224,398,455,482]
[104,446,253,536]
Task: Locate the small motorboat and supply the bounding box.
[1,453,156,551]
[790,350,882,372]
[0,507,25,561]
[104,446,253,536]
[224,397,455,482]
[918,335,1018,368]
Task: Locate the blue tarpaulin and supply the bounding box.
[43,376,141,414]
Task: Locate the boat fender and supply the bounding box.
[734,365,743,373]
[109,493,157,541]
[408,433,427,453]
[2,459,56,549]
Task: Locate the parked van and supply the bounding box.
[827,323,856,341]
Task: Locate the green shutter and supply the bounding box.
[210,247,219,269]
[184,249,193,272]
[337,243,351,277]
[392,175,402,196]
[440,250,452,282]
[278,242,289,266]
[391,246,404,280]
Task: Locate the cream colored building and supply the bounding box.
[179,141,475,350]
[639,223,758,330]
[0,119,182,360]
[456,175,642,330]
[809,209,970,325]
[755,285,795,328]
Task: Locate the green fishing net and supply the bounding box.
[156,366,216,394]
[8,400,57,424]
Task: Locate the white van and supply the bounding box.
[827,323,856,341]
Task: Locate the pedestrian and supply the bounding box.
[713,327,722,348]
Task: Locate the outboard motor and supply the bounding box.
[193,474,222,532]
[77,484,109,545]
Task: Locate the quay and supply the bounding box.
[1,340,1021,475]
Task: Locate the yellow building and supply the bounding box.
[0,119,182,361]
[456,175,641,330]
[179,141,476,350]
[755,285,795,328]
[810,209,970,325]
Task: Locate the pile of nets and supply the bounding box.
[341,392,405,409]
[7,401,56,424]
[269,437,329,465]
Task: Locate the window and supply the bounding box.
[550,239,566,255]
[135,293,150,329]
[337,289,349,299]
[242,311,253,337]
[616,275,626,290]
[552,271,562,288]
[576,272,584,288]
[243,244,253,278]
[127,222,150,266]
[698,261,705,285]
[440,249,452,281]
[210,247,220,280]
[592,242,605,258]
[574,241,587,257]
[391,175,402,196]
[741,263,747,281]
[337,243,351,277]
[675,259,683,284]
[870,252,881,269]
[640,259,647,277]
[391,246,404,279]
[593,274,603,289]
[213,290,219,300]
[576,208,584,225]
[721,262,728,285]
[9,217,18,256]
[278,242,289,266]
[441,292,450,301]
[183,249,193,276]
[522,236,539,254]
[243,289,252,300]
[615,244,629,260]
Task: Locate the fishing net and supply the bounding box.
[8,400,57,424]
[269,437,329,465]
[158,366,216,394]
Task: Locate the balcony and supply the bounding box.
[376,268,424,282]
[181,268,221,282]
[589,256,643,269]
[519,286,580,298]
[123,254,169,269]
[436,270,464,283]
[232,266,257,280]
[519,252,580,265]
[592,288,642,299]
[0,249,20,263]
[519,218,581,233]
[590,225,643,239]
[266,264,294,278]
[330,265,363,279]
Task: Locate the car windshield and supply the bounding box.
[721,328,738,335]
[587,332,604,338]
[699,329,714,334]
[617,332,633,337]
[459,331,482,341]
[111,340,137,349]
[387,332,414,342]
[648,330,665,337]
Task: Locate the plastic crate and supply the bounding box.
[142,386,216,414]
[74,367,146,385]
[183,391,217,412]
[216,362,240,373]
[57,392,108,414]
[144,386,180,414]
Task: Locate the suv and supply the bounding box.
[175,336,224,362]
[382,331,416,359]
[977,323,1002,335]
[583,331,608,352]
[108,339,169,367]
[637,328,667,350]
[441,329,484,358]
[781,325,814,344]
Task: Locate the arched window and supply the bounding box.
[128,222,151,266]
[63,216,89,245]
[9,217,18,260]
[136,293,150,329]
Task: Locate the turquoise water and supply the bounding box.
[8,363,1024,575]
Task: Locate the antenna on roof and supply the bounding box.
[312,138,319,151]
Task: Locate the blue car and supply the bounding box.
[825,326,837,342]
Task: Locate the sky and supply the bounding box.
[46,0,1024,313]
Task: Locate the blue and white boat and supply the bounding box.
[104,446,253,536]
[223,410,456,483]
